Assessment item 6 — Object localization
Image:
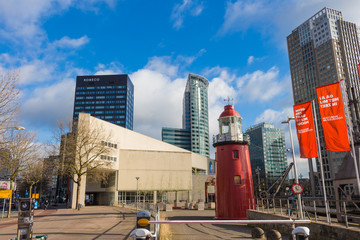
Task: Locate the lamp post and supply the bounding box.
[136,177,139,210]
[282,117,304,219]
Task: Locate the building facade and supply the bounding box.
[287,7,360,196]
[245,123,287,186]
[162,73,210,157]
[70,113,210,208]
[73,74,134,130]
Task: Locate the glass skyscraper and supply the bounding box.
[287,7,360,196]
[162,73,210,157]
[246,123,287,186]
[73,74,134,130]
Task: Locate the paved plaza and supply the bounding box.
[161,209,256,240]
[0,206,137,240]
[0,206,295,240]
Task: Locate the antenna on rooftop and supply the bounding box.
[224,97,234,106]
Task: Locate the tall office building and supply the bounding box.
[245,123,287,186]
[161,128,191,151]
[287,7,360,196]
[73,75,134,130]
[162,73,210,157]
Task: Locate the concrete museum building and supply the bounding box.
[69,113,210,209]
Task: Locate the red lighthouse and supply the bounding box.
[213,104,255,219]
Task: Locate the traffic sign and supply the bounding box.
[0,190,12,198]
[1,182,7,190]
[32,193,39,199]
[292,183,304,194]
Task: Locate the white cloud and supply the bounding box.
[94,62,123,75]
[145,56,179,77]
[218,0,360,47]
[144,51,205,78]
[247,56,255,65]
[17,60,55,84]
[255,107,293,127]
[171,0,204,29]
[130,69,186,139]
[237,67,286,102]
[53,36,90,49]
[0,0,116,41]
[21,78,75,128]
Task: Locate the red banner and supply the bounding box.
[294,102,318,158]
[316,82,350,152]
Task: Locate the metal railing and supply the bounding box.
[250,197,360,228]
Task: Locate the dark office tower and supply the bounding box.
[287,7,360,196]
[73,75,134,130]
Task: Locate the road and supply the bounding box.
[0,206,137,240]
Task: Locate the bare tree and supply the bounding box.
[22,158,44,198]
[0,130,38,217]
[56,119,113,209]
[0,71,20,135]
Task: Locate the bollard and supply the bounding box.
[130,228,152,240]
[292,226,310,240]
[266,229,282,240]
[136,210,151,231]
[251,227,265,239]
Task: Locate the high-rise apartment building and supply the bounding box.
[162,73,210,157]
[287,7,360,196]
[245,123,287,186]
[73,75,134,130]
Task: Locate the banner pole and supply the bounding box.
[311,99,330,224]
[340,80,360,195]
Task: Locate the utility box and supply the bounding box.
[17,198,34,240]
[136,210,151,231]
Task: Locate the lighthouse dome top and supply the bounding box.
[219,105,241,118]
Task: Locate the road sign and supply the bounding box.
[0,190,12,198]
[1,182,7,190]
[292,183,304,194]
[32,193,39,199]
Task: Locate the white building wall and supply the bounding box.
[71,113,209,208]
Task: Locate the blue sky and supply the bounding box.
[1,0,360,177]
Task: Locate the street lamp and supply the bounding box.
[136,177,139,210]
[282,117,304,219]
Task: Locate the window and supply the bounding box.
[233,150,239,159]
[234,175,241,184]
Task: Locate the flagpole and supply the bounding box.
[311,99,331,224]
[340,80,360,195]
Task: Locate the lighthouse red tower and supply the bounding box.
[213,104,255,219]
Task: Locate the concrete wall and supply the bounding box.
[117,150,192,191]
[247,210,360,240]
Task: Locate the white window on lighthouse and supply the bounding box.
[219,117,231,134]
